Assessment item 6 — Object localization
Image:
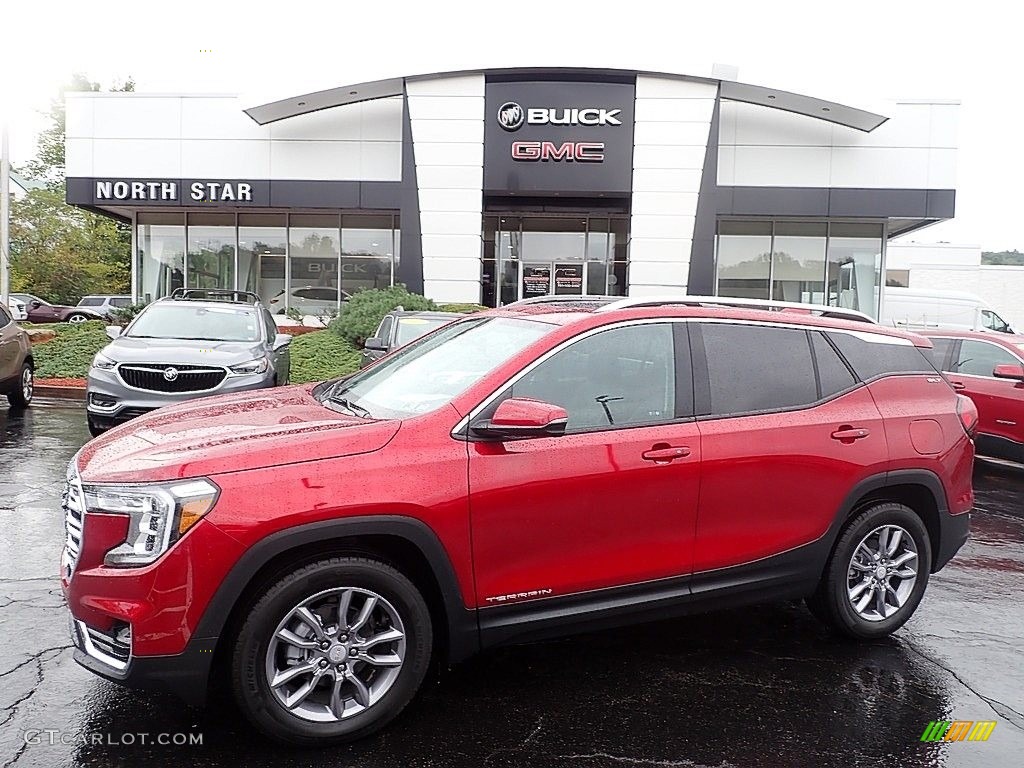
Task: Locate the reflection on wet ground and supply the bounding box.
[1,401,1022,767]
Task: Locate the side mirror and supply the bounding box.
[105,325,122,340]
[364,337,388,352]
[993,363,1024,381]
[273,333,292,351]
[470,397,568,440]
[29,300,41,309]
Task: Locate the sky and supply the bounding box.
[2,0,1020,250]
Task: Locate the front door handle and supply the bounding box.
[831,426,870,442]
[950,380,966,390]
[642,445,691,463]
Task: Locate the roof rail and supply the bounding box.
[166,288,261,305]
[596,295,876,324]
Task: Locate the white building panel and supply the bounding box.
[181,140,270,178]
[630,214,697,240]
[732,146,831,187]
[407,74,485,303]
[829,146,930,188]
[730,101,832,147]
[359,97,403,142]
[64,138,93,177]
[182,97,271,140]
[92,139,182,176]
[270,140,361,179]
[359,142,402,181]
[630,191,700,217]
[627,259,689,287]
[92,96,182,139]
[64,96,94,139]
[626,238,693,263]
[633,145,707,170]
[634,98,717,123]
[633,121,717,146]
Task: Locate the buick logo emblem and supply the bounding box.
[497,102,525,132]
[163,367,179,382]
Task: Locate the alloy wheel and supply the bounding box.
[22,367,33,403]
[847,524,918,622]
[264,587,407,722]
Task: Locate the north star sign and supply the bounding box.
[94,180,255,202]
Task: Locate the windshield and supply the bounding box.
[127,304,261,342]
[320,316,553,419]
[395,316,452,346]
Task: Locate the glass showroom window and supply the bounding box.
[827,223,883,317]
[288,214,341,321]
[716,221,772,299]
[771,222,827,304]
[238,214,287,311]
[137,212,185,304]
[342,214,396,296]
[186,213,236,291]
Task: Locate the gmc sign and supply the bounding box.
[511,141,605,162]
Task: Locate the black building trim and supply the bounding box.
[686,88,722,294]
[717,186,956,220]
[66,177,402,211]
[395,87,425,293]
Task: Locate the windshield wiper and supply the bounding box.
[328,394,372,419]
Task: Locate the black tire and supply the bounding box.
[7,363,33,408]
[232,557,432,745]
[87,416,106,438]
[808,502,932,640]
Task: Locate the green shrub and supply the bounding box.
[289,331,363,384]
[109,303,147,326]
[436,303,488,314]
[329,286,436,346]
[31,321,109,379]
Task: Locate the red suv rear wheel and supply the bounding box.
[808,502,932,639]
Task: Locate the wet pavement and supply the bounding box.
[1,399,1022,768]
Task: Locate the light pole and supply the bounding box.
[1,122,9,308]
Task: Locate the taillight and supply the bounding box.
[956,394,979,438]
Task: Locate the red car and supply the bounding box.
[62,297,976,745]
[920,329,1024,463]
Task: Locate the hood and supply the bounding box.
[77,386,400,483]
[102,337,264,366]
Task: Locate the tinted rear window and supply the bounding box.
[826,332,936,380]
[701,323,818,416]
[811,332,857,398]
[926,337,956,371]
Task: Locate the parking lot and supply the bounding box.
[1,399,1022,768]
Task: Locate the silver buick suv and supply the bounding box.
[86,290,292,436]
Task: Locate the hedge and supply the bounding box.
[30,321,109,379]
[329,286,436,345]
[288,331,362,384]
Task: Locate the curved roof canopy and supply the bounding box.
[243,67,887,132]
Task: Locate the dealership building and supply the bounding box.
[64,68,958,317]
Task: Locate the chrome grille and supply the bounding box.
[62,468,85,576]
[118,364,226,393]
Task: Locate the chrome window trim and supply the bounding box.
[451,317,919,437]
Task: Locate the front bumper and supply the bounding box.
[86,366,276,423]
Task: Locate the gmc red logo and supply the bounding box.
[511,141,605,162]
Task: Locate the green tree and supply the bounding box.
[10,74,134,304]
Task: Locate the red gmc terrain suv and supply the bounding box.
[61,296,976,745]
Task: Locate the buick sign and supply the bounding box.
[497,102,525,131]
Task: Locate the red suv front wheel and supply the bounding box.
[232,557,433,745]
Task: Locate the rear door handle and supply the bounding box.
[642,445,691,462]
[950,380,966,390]
[831,427,870,442]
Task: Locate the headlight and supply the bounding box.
[92,352,117,370]
[229,357,269,375]
[84,478,220,567]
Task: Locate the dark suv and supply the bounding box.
[361,309,460,367]
[62,296,975,745]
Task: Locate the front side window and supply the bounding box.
[952,340,1020,378]
[509,323,680,432]
[981,309,1011,333]
[127,305,261,343]
[78,297,104,307]
[320,317,554,419]
[111,298,132,308]
[376,316,394,343]
[701,323,818,416]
